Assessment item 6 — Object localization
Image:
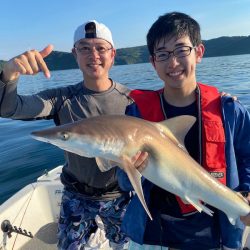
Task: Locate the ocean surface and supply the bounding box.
[1,54,250,204]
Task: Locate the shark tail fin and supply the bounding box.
[121,155,153,220]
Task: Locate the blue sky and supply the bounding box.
[1,0,250,60]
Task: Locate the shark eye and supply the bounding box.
[61,132,69,141]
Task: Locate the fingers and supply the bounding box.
[35,51,51,78]
[240,213,250,226]
[238,192,250,226]
[131,151,142,163]
[2,45,53,82]
[231,95,237,101]
[19,49,50,78]
[20,51,39,75]
[242,192,250,204]
[220,91,238,101]
[39,44,54,58]
[132,151,149,173]
[12,57,29,75]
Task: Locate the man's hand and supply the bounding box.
[2,44,53,82]
[239,191,250,226]
[220,91,237,101]
[131,151,149,173]
[240,213,250,226]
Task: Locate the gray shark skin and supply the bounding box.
[31,115,250,224]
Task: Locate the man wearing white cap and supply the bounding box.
[0,20,133,249]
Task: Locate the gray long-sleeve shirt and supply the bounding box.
[0,76,132,199]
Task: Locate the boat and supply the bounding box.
[0,166,111,250]
[1,166,250,250]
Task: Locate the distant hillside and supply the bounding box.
[115,46,149,65]
[44,51,77,71]
[0,60,5,71]
[203,36,250,57]
[1,36,250,71]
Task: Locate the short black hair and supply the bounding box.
[147,12,202,56]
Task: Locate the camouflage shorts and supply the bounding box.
[57,189,130,250]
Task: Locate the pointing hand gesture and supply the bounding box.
[2,44,54,82]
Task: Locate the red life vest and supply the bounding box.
[129,83,226,215]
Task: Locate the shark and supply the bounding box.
[31,114,250,224]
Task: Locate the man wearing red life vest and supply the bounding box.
[118,12,250,250]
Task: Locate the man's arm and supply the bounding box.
[223,98,250,225]
[233,102,250,191]
[236,107,250,225]
[0,45,56,119]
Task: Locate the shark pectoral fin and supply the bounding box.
[184,196,214,216]
[121,156,153,221]
[95,157,118,172]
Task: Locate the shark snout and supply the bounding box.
[31,130,52,143]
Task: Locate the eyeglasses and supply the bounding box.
[74,45,113,55]
[153,46,196,62]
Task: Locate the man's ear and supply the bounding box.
[112,48,116,58]
[111,48,116,66]
[72,48,77,59]
[196,44,205,63]
[149,56,156,69]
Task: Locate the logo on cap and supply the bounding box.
[85,22,97,38]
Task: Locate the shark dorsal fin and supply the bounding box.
[155,115,196,151]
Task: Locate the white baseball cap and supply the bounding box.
[73,20,114,47]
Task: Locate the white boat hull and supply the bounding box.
[0,166,62,249]
[0,166,112,250]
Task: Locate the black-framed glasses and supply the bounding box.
[74,45,113,55]
[153,46,196,62]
